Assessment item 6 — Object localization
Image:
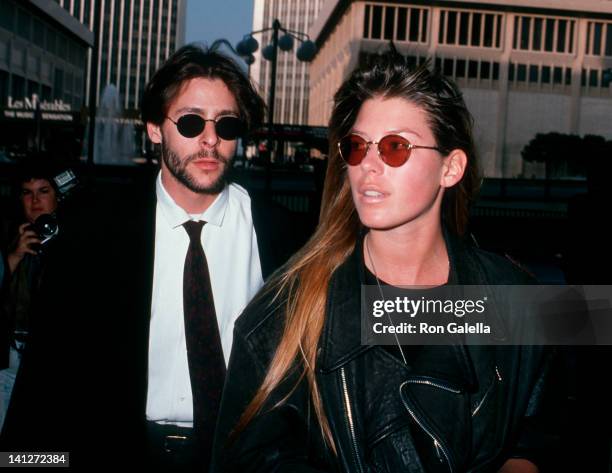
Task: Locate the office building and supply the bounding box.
[309,0,612,177]
[0,0,93,157]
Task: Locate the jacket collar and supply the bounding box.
[318,226,506,390]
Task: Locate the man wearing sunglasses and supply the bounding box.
[0,45,301,471]
[109,44,298,471]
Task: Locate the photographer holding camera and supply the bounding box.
[0,158,60,429]
[7,176,58,271]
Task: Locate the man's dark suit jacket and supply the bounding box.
[0,177,306,470]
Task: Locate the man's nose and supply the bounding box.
[199,120,219,147]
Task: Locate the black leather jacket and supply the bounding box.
[212,231,555,473]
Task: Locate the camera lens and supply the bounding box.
[33,214,58,239]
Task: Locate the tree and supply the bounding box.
[522,133,590,179]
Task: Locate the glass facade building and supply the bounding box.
[55,0,186,111]
[251,0,325,125]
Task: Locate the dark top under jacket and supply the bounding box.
[212,228,557,473]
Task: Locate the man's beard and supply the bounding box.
[161,141,233,195]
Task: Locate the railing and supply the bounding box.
[0,162,589,219]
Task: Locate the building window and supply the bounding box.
[456,59,466,78]
[11,75,25,100]
[513,15,575,53]
[529,64,538,82]
[397,7,407,40]
[0,70,8,106]
[436,56,500,84]
[371,5,382,39]
[363,4,429,43]
[589,69,599,87]
[0,38,7,64]
[27,80,39,99]
[468,60,478,78]
[582,68,612,88]
[384,6,395,40]
[0,1,14,31]
[27,55,39,75]
[47,27,57,55]
[75,72,84,98]
[65,71,74,95]
[439,9,502,48]
[33,19,45,47]
[11,45,25,69]
[42,85,52,101]
[54,69,64,98]
[17,7,31,40]
[41,60,51,81]
[509,62,573,87]
[586,21,612,56]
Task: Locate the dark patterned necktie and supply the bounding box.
[182,220,226,466]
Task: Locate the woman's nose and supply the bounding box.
[360,142,383,173]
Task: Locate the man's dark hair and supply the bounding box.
[141,43,265,133]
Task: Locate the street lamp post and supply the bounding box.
[236,20,317,191]
[87,0,102,167]
[266,20,281,141]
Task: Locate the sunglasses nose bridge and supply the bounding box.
[199,118,219,146]
[371,140,382,159]
[360,140,383,170]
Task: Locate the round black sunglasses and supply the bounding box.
[166,114,245,140]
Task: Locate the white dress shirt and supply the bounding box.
[146,174,264,426]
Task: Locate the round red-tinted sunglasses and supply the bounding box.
[338,133,440,167]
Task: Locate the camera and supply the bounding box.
[27,213,59,253]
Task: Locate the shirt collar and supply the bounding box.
[155,172,229,229]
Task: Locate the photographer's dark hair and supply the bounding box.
[14,154,59,194]
[329,49,481,235]
[141,43,265,133]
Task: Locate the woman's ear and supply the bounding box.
[440,149,467,188]
[146,122,162,144]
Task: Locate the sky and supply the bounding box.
[185,0,255,52]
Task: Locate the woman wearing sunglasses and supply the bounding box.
[212,52,553,473]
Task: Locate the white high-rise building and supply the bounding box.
[251,0,325,125]
[308,0,612,177]
[55,0,186,111]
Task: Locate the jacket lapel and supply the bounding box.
[318,237,374,374]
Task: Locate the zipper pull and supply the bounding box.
[434,439,444,463]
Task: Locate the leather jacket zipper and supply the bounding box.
[404,378,462,393]
[472,366,502,417]
[340,367,365,473]
[400,380,457,473]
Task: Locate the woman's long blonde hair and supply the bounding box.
[232,51,481,450]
